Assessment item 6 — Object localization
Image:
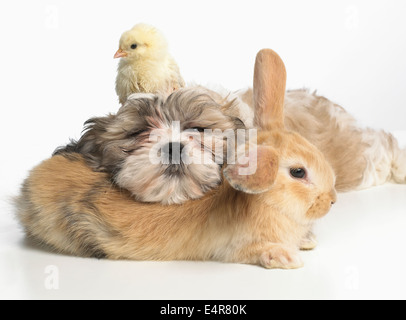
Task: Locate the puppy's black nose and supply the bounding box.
[167,142,184,155]
[164,142,184,164]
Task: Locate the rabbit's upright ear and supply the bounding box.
[253,49,287,130]
[223,145,279,194]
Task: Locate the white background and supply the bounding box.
[1,0,406,300]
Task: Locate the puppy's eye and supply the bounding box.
[290,168,307,179]
[130,44,137,50]
[127,129,145,138]
[121,148,135,154]
[191,127,206,133]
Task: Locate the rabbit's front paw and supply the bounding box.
[300,231,318,250]
[259,244,303,269]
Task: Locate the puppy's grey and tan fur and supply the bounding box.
[56,88,245,204]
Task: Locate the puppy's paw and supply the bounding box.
[392,148,406,184]
[259,244,303,269]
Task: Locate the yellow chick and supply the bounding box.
[114,23,185,104]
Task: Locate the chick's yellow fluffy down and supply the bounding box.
[115,24,185,104]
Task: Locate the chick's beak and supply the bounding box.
[114,49,128,59]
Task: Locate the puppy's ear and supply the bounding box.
[54,114,117,171]
[76,115,118,170]
[223,145,279,194]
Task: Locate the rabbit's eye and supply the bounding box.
[290,168,306,179]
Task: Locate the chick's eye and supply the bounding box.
[130,44,137,49]
[290,168,307,179]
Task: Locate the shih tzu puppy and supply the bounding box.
[55,88,245,204]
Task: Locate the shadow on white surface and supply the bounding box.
[1,183,406,300]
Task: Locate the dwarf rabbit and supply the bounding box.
[16,49,337,269]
